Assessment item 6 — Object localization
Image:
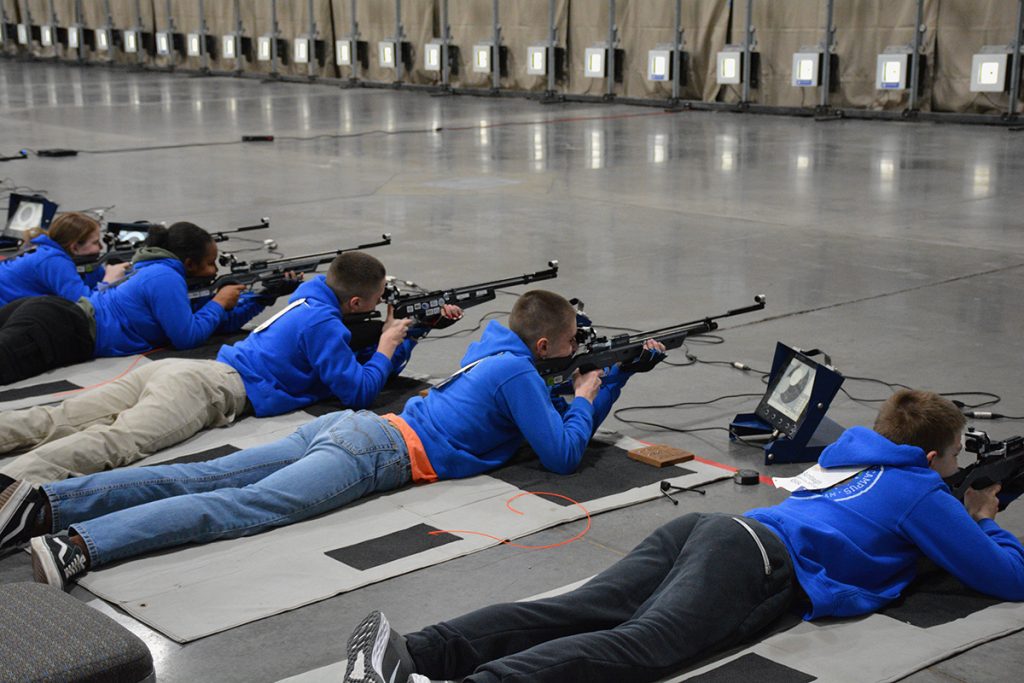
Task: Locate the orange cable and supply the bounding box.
[51,347,165,397]
[429,490,592,550]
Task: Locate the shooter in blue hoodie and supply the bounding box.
[0,222,257,385]
[0,212,130,305]
[330,389,1024,683]
[13,290,665,589]
[0,251,447,485]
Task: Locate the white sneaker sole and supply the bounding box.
[344,611,390,683]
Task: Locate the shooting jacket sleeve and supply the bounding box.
[215,292,265,333]
[148,273,228,349]
[901,488,1024,601]
[497,371,595,475]
[43,257,93,302]
[302,318,394,409]
[589,365,629,431]
[388,338,417,377]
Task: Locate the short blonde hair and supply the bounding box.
[874,389,966,454]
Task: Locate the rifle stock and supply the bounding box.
[535,294,766,387]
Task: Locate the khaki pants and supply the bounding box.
[0,359,248,484]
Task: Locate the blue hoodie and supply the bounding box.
[398,320,630,479]
[88,253,261,356]
[217,275,415,417]
[0,234,103,305]
[747,426,1024,620]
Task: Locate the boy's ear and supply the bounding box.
[534,337,549,359]
[924,450,938,466]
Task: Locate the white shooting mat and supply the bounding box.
[77,435,729,643]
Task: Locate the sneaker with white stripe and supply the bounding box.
[30,534,88,591]
[343,611,415,683]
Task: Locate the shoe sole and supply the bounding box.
[344,611,389,683]
[0,480,33,548]
[30,536,66,591]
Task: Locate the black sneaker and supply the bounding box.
[344,610,415,683]
[407,676,454,683]
[0,480,42,550]
[30,534,88,591]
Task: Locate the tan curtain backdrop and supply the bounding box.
[349,0,432,84]
[566,0,629,96]
[618,0,729,101]
[934,0,1022,114]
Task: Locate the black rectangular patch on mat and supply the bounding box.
[324,523,462,571]
[147,444,241,466]
[879,572,1000,628]
[687,653,816,682]
[146,331,249,362]
[0,380,81,402]
[491,440,694,505]
[304,376,433,418]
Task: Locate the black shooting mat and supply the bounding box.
[0,379,80,401]
[324,523,463,571]
[145,444,242,467]
[302,375,433,417]
[685,653,816,683]
[491,439,696,505]
[879,567,1001,628]
[146,331,249,361]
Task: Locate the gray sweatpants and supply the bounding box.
[0,359,248,484]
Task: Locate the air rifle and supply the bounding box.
[944,428,1024,510]
[340,261,560,346]
[76,217,272,275]
[187,233,392,301]
[535,294,767,388]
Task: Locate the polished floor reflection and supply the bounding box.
[0,60,1023,682]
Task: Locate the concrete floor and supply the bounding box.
[1,59,1024,682]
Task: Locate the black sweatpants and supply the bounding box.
[406,513,798,683]
[0,296,94,385]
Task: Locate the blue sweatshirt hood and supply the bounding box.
[461,320,534,364]
[818,426,928,469]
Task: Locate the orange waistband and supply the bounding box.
[383,413,437,483]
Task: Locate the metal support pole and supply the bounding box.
[908,0,924,111]
[546,0,557,94]
[22,0,34,41]
[820,0,834,109]
[441,0,450,88]
[164,0,175,68]
[75,0,85,61]
[395,0,405,82]
[232,0,242,73]
[198,0,209,72]
[742,0,753,103]
[349,0,361,81]
[1009,0,1024,116]
[491,0,501,91]
[269,0,279,77]
[307,0,317,79]
[606,0,617,98]
[133,0,145,66]
[672,0,683,101]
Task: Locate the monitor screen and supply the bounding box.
[766,355,816,423]
[5,194,58,237]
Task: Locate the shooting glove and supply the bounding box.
[619,348,667,374]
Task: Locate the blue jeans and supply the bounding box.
[41,410,411,567]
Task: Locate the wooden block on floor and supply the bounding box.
[627,444,696,468]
